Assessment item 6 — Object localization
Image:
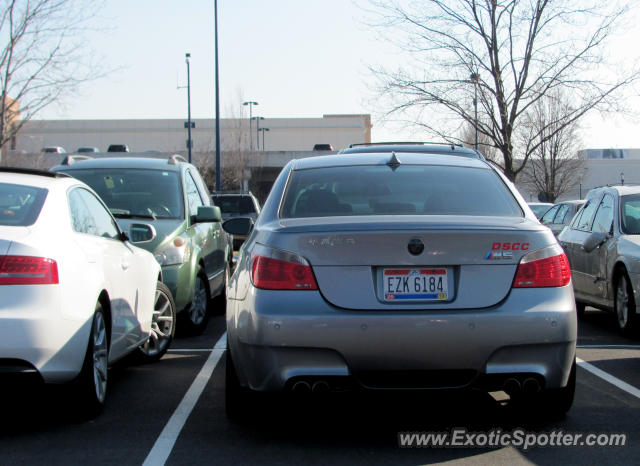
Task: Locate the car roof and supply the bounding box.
[0,167,76,189]
[587,185,640,198]
[558,200,586,205]
[51,155,188,172]
[292,152,489,171]
[339,143,484,160]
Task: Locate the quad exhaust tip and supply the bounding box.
[312,381,330,393]
[291,380,331,393]
[503,378,521,394]
[522,377,541,394]
[292,381,311,393]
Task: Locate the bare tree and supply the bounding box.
[518,91,584,203]
[459,121,500,163]
[196,91,256,191]
[0,0,105,157]
[366,0,640,180]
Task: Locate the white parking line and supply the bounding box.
[577,345,640,350]
[577,357,640,400]
[143,332,227,466]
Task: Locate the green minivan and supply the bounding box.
[53,155,231,337]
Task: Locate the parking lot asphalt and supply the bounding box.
[1,307,639,466]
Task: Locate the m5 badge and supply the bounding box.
[485,251,513,260]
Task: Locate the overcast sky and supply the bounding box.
[39,0,640,149]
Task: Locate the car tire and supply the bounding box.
[615,272,639,336]
[73,303,109,418]
[225,348,251,421]
[137,281,176,362]
[576,301,586,319]
[540,359,576,419]
[180,270,210,336]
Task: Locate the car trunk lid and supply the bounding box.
[258,216,551,310]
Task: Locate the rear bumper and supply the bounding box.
[0,286,91,383]
[227,286,577,392]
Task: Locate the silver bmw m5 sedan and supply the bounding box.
[222,148,577,419]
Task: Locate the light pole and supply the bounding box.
[185,53,193,163]
[258,127,269,150]
[470,73,479,150]
[243,101,258,150]
[251,116,264,150]
[214,0,221,191]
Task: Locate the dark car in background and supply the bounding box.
[541,200,586,236]
[210,191,261,249]
[558,186,640,335]
[107,144,130,153]
[52,155,231,335]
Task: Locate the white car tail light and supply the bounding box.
[512,244,570,288]
[0,255,59,285]
[251,244,317,290]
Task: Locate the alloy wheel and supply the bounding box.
[616,275,630,329]
[140,287,175,357]
[189,276,207,325]
[92,312,108,403]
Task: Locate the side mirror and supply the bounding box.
[129,223,156,243]
[583,231,607,253]
[195,205,222,223]
[223,217,254,236]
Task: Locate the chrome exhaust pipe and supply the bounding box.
[522,377,541,394]
[503,378,521,394]
[291,381,311,393]
[312,381,330,393]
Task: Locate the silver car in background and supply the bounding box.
[223,150,577,419]
[528,202,553,220]
[558,186,640,334]
[541,200,586,236]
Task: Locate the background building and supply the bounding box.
[515,149,640,202]
[15,114,372,154]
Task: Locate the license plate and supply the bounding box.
[383,268,449,301]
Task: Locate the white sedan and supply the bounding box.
[0,168,176,416]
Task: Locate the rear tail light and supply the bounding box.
[251,244,317,290]
[0,255,59,285]
[512,244,570,288]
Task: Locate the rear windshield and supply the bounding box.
[62,168,184,219]
[0,182,48,226]
[622,194,640,234]
[211,195,257,215]
[280,165,522,218]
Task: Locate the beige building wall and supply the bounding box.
[16,114,372,154]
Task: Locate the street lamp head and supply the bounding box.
[251,116,264,120]
[186,52,191,58]
[243,101,258,106]
[470,72,479,82]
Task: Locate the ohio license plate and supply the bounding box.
[383,268,449,301]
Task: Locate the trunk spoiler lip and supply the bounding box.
[263,216,545,233]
